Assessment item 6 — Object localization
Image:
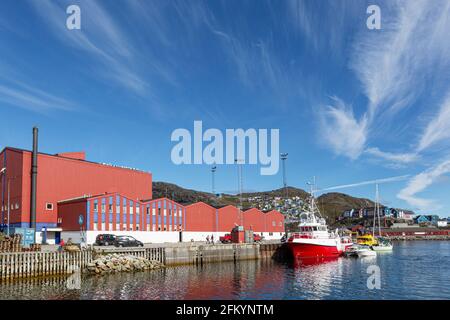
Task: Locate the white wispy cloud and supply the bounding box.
[319,1,450,164]
[0,80,74,113]
[396,92,450,209]
[365,147,418,164]
[398,158,450,211]
[30,0,149,95]
[311,1,450,212]
[350,0,450,119]
[322,175,411,192]
[318,97,368,159]
[417,93,450,152]
[286,0,357,57]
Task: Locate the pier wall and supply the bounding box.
[0,243,285,281]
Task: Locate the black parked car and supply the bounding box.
[95,234,117,246]
[113,236,144,247]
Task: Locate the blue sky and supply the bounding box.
[0,0,449,216]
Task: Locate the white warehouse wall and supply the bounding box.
[61,230,284,245]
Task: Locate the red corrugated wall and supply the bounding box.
[217,205,241,232]
[265,210,285,233]
[185,202,216,231]
[17,149,152,225]
[243,208,266,231]
[57,199,87,231]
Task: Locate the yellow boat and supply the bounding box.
[356,234,378,246]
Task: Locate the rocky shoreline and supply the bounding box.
[86,254,164,275]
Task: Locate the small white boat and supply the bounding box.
[372,236,393,251]
[372,243,393,252]
[356,246,377,257]
[343,244,359,257]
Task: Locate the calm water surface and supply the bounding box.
[1,241,449,300]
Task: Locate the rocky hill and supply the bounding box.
[316,192,375,221]
[152,181,376,220]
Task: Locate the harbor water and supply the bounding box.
[0,241,449,300]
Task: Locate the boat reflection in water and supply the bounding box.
[287,256,348,300]
[291,256,340,268]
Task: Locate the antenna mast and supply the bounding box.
[235,158,244,225]
[211,165,217,195]
[281,153,288,199]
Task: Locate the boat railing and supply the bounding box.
[290,232,332,240]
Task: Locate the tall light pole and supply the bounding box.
[0,167,6,231]
[211,165,217,195]
[281,153,288,199]
[235,158,244,226]
[7,178,10,236]
[0,167,9,235]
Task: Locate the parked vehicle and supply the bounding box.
[95,234,117,246]
[220,233,232,243]
[113,236,144,247]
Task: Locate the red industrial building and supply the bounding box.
[58,195,284,244]
[0,132,285,244]
[0,146,153,243]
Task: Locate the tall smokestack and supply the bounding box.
[30,127,38,233]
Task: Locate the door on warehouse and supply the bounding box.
[55,232,61,245]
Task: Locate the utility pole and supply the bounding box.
[0,168,13,236]
[7,178,10,236]
[235,158,244,226]
[211,165,217,195]
[280,153,288,199]
[0,167,5,234]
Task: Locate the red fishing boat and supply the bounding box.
[288,183,353,259]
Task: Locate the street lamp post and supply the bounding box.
[7,178,10,236]
[0,167,8,235]
[280,153,288,199]
[211,165,217,195]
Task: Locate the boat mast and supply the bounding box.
[377,183,382,236]
[373,183,378,238]
[373,183,382,237]
[308,176,323,222]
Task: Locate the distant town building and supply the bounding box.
[437,219,448,228]
[414,215,440,226]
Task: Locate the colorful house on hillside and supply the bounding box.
[414,215,440,225]
[414,215,430,224]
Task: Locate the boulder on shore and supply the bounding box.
[86,254,164,275]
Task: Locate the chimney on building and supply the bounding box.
[30,127,38,233]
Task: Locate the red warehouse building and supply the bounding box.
[58,196,284,244]
[0,147,152,243]
[1,131,285,244]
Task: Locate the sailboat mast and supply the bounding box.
[377,184,382,236]
[373,183,378,238]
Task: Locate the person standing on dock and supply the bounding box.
[211,234,214,245]
[59,239,65,252]
[206,235,210,244]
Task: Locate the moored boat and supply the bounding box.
[357,234,378,246]
[343,244,360,257]
[370,184,394,252]
[372,237,393,251]
[287,182,353,259]
[356,246,377,257]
